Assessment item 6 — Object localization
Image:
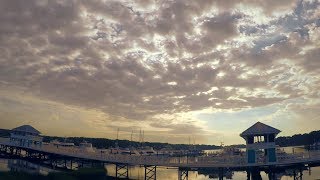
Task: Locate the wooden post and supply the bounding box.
[309,166,311,176]
[178,168,188,180]
[219,168,224,180]
[246,170,251,180]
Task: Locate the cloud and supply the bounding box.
[0,0,319,144]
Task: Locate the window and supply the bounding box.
[254,136,265,143]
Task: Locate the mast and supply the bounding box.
[117,128,119,140]
[142,130,145,144]
[115,128,119,148]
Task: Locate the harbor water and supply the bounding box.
[1,146,320,179]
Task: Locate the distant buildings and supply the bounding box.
[240,122,281,164]
[10,125,43,148]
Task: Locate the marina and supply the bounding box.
[1,123,320,179]
[1,0,320,179]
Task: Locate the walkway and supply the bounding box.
[1,141,320,169]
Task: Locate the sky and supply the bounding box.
[0,0,319,145]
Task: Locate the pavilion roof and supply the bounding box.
[12,125,41,135]
[240,122,280,137]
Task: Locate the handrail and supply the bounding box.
[1,142,320,168]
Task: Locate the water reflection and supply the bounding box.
[0,157,320,179]
[1,158,56,175]
[104,164,320,180]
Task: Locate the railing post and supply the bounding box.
[218,167,224,180]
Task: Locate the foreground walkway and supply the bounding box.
[1,141,320,169]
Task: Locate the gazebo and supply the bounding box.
[10,125,43,148]
[240,122,281,164]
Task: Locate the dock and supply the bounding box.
[2,123,320,179]
[1,141,320,179]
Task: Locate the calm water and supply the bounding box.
[1,147,320,179]
[104,163,320,180]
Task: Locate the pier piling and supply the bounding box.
[144,165,157,180]
[116,163,129,179]
[178,168,188,180]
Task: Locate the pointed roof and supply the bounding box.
[12,125,41,135]
[240,122,280,137]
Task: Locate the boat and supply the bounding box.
[79,141,95,152]
[309,141,320,150]
[109,147,134,155]
[138,146,157,155]
[50,140,75,148]
[221,147,242,156]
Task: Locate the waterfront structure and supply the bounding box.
[240,122,281,164]
[9,125,43,148]
[1,123,320,180]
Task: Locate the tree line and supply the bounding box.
[275,130,320,147]
[1,128,320,148]
[42,136,220,150]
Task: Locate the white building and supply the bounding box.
[10,125,43,148]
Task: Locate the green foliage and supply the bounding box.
[42,136,220,150]
[0,129,11,138]
[5,127,320,148]
[276,130,320,147]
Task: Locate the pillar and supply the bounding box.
[247,150,256,163]
[178,168,188,180]
[267,148,276,162]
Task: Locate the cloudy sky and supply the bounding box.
[0,0,319,145]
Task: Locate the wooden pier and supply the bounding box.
[2,123,320,179]
[1,141,320,179]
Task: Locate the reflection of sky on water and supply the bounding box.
[0,157,320,179]
[0,159,9,172]
[106,164,320,180]
[0,158,56,175]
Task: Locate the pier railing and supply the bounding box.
[2,140,320,168]
[278,150,320,164]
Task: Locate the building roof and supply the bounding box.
[12,125,41,135]
[240,122,281,137]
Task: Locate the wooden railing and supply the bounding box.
[2,140,320,168]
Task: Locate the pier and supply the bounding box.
[1,123,320,179]
[1,141,320,179]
